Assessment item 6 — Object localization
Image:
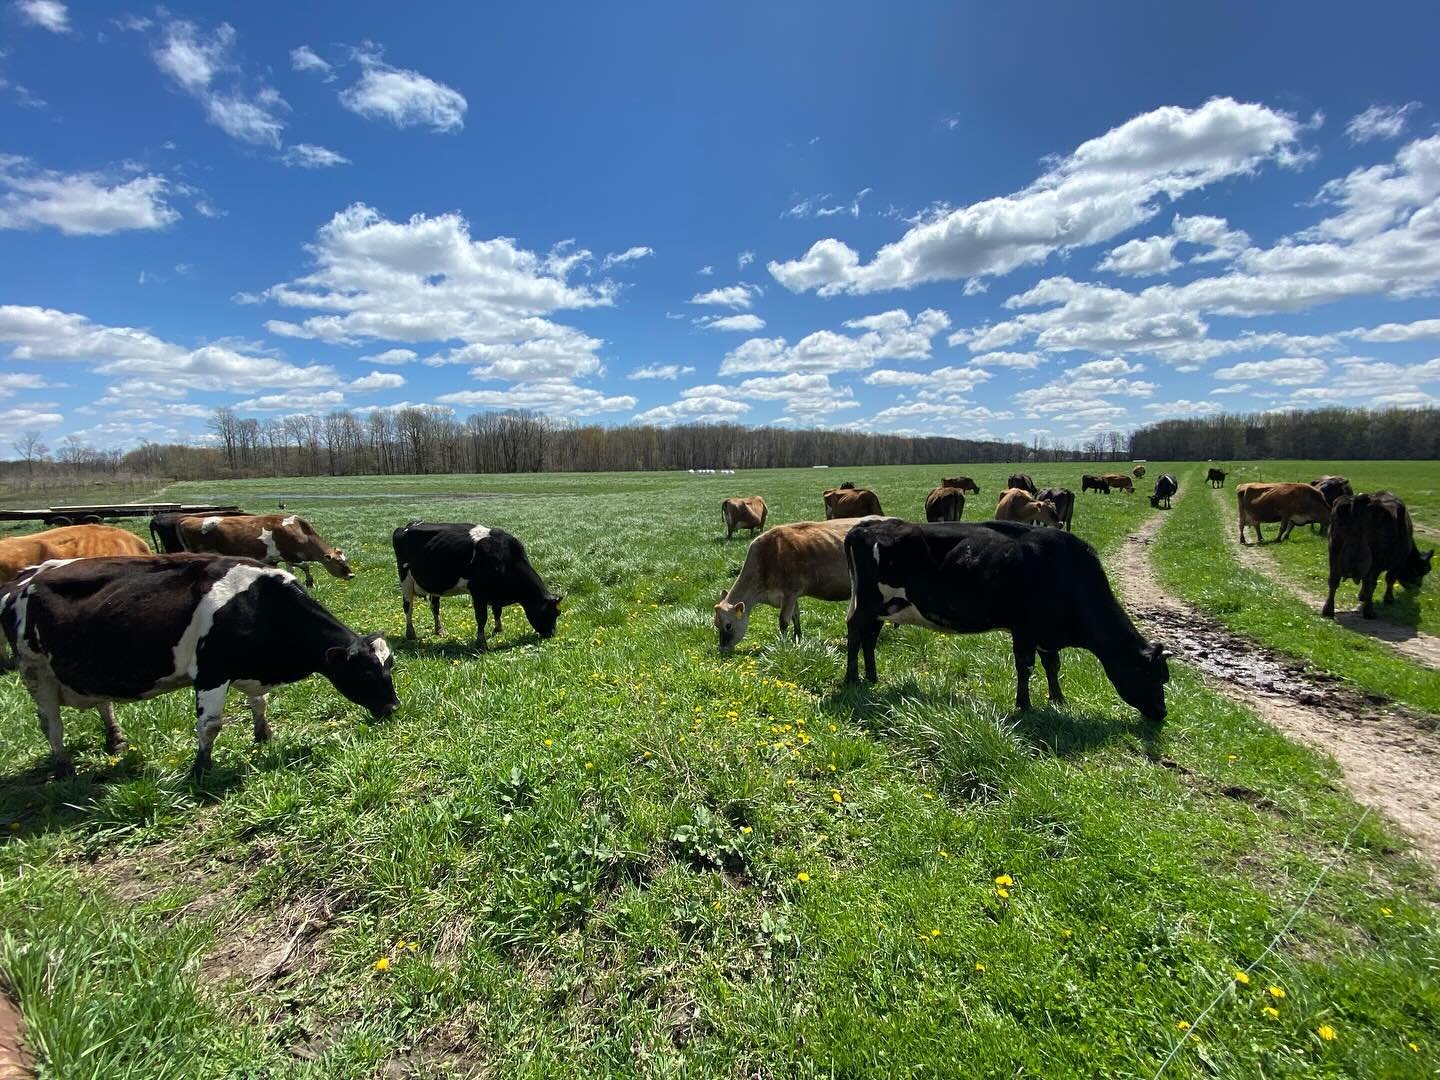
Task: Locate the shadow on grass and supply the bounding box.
[390,632,544,660]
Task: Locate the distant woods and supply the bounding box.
[3,405,1436,490]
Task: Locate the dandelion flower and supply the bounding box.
[938,849,950,859]
[1317,1025,1336,1041]
[923,792,935,801]
[1175,1020,1190,1031]
[584,761,595,770]
[543,738,553,747]
[974,962,984,971]
[1410,1042,1421,1053]
[373,956,390,972]
[1234,970,1250,985]
[1267,986,1285,1000]
[831,790,843,804]
[1226,754,1237,762]
[741,826,752,834]
[996,887,1010,899]
[1263,1007,1279,1020]
[929,928,942,938]
[994,874,1013,887]
[1379,906,1392,916]
[1060,928,1072,939]
[796,871,810,883]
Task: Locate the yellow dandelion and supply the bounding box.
[796,871,810,883]
[828,763,837,772]
[1175,1020,1190,1031]
[922,792,935,800]
[996,887,1010,899]
[929,928,941,938]
[1267,986,1285,1000]
[1060,928,1072,939]
[828,723,837,732]
[1317,1025,1336,1042]
[786,777,797,786]
[974,962,984,971]
[584,761,595,770]
[1234,970,1250,985]
[1226,754,1237,762]
[1263,1007,1279,1020]
[994,874,1013,887]
[831,790,843,804]
[643,750,653,759]
[543,738,553,747]
[373,956,390,972]
[938,849,950,859]
[712,900,722,911]
[740,825,752,834]
[1379,906,1392,916]
[1409,1042,1420,1053]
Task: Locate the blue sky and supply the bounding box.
[2,1,1439,450]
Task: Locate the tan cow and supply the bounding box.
[0,524,151,587]
[176,513,352,586]
[721,496,768,539]
[1237,482,1330,544]
[823,486,883,519]
[995,488,1060,527]
[1132,465,1146,478]
[925,486,966,522]
[714,517,880,652]
[940,475,980,494]
[1102,473,1135,494]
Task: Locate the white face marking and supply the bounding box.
[200,517,221,533]
[469,524,491,543]
[172,564,289,681]
[281,515,297,527]
[371,637,392,666]
[258,528,280,562]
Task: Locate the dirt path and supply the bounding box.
[0,988,34,1080]
[1110,490,1440,874]
[1213,485,1440,669]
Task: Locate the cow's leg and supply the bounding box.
[1359,572,1379,619]
[1012,638,1035,712]
[1321,568,1341,618]
[192,682,230,776]
[469,592,489,650]
[402,576,417,640]
[1039,648,1065,706]
[845,612,880,683]
[492,603,503,635]
[248,693,270,743]
[431,595,444,636]
[1383,570,1398,605]
[302,564,315,588]
[98,703,127,755]
[34,682,72,778]
[779,595,800,640]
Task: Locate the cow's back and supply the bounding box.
[748,519,861,598]
[0,525,151,586]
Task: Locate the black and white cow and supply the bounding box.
[391,522,562,648]
[0,554,397,778]
[843,519,1169,721]
[1149,474,1178,509]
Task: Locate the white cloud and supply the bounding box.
[1350,318,1440,343]
[1010,356,1156,427]
[0,156,179,235]
[339,48,467,132]
[1212,383,1250,394]
[14,0,67,32]
[769,98,1303,295]
[1144,398,1222,415]
[0,371,59,396]
[290,44,333,79]
[632,388,751,426]
[689,284,760,309]
[737,250,755,269]
[781,188,871,220]
[1172,214,1250,263]
[360,348,417,365]
[1214,357,1327,385]
[1346,103,1420,144]
[695,313,765,332]
[436,380,635,417]
[348,370,405,391]
[0,404,63,428]
[1097,235,1178,276]
[235,389,346,412]
[282,143,350,168]
[968,351,1046,369]
[152,20,289,147]
[719,308,949,376]
[627,364,694,380]
[601,245,653,269]
[697,265,713,275]
[865,366,992,393]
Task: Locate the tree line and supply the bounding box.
[1129,407,1440,462]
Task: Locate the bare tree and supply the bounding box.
[12,431,49,475]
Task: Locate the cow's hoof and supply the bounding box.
[189,755,212,780]
[253,726,272,744]
[105,737,128,756]
[53,759,76,780]
[1320,606,1334,619]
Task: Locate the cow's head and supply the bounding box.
[1399,547,1435,592]
[526,593,563,638]
[714,589,749,654]
[324,633,399,719]
[322,548,355,580]
[1111,641,1170,722]
[1026,499,1060,527]
[1148,492,1163,508]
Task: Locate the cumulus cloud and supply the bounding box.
[1349,318,1440,342]
[339,47,467,132]
[694,314,765,332]
[864,366,992,393]
[1010,356,1156,426]
[1172,214,1250,263]
[769,98,1303,295]
[1213,357,1328,385]
[967,350,1047,369]
[152,19,288,147]
[718,309,949,376]
[436,380,635,417]
[1346,103,1420,143]
[627,364,694,380]
[1144,398,1222,416]
[360,348,417,365]
[282,143,350,168]
[632,391,750,426]
[235,389,346,411]
[348,370,405,391]
[1097,235,1179,276]
[0,404,63,428]
[290,44,333,79]
[601,245,653,268]
[689,284,761,310]
[14,0,67,32]
[0,156,179,235]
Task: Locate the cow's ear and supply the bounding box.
[325,645,349,668]
[734,601,746,617]
[551,593,564,607]
[718,589,728,601]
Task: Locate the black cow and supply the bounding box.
[0,554,397,778]
[392,521,561,649]
[843,520,1169,721]
[1081,474,1110,495]
[1007,473,1037,495]
[1310,475,1353,535]
[1206,468,1227,488]
[1149,474,1178,509]
[1322,492,1434,620]
[1034,487,1075,531]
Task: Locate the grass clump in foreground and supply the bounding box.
[1151,466,1440,714]
[0,463,1437,1076]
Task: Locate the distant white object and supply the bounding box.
[688,468,695,473]
[812,464,830,469]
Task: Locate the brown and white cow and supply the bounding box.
[995,488,1060,527]
[823,486,883,519]
[714,517,881,652]
[0,524,151,587]
[940,476,981,494]
[721,496,768,539]
[176,514,352,587]
[1236,482,1329,544]
[925,486,966,522]
[1101,473,1135,494]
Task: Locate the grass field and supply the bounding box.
[2,463,1439,1076]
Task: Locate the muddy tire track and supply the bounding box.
[1110,489,1440,873]
[1213,485,1440,669]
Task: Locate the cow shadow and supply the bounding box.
[389,633,543,660]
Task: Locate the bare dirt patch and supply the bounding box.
[0,986,35,1080]
[1111,494,1440,874]
[1215,486,1440,669]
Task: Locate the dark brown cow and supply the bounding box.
[925,486,966,522]
[176,514,352,587]
[1081,474,1110,495]
[721,496,768,539]
[1323,492,1433,619]
[1034,487,1074,531]
[0,524,151,587]
[940,476,980,494]
[1207,468,1227,488]
[1007,473,1037,494]
[823,487,883,519]
[996,488,1060,527]
[1236,483,1329,544]
[1101,474,1135,494]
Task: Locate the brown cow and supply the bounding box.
[0,524,151,586]
[721,496,768,539]
[995,488,1060,527]
[1322,491,1433,619]
[1102,473,1135,494]
[176,513,352,587]
[1007,473,1037,494]
[925,486,966,522]
[1132,465,1146,478]
[940,475,980,494]
[714,517,881,652]
[1207,467,1227,488]
[1236,483,1329,544]
[823,487,883,519]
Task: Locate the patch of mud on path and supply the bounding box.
[0,987,35,1080]
[1111,498,1440,875]
[1214,486,1440,670]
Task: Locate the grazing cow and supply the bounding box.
[1236,482,1330,544]
[1207,468,1227,488]
[1322,492,1434,620]
[996,488,1060,527]
[1,525,150,587]
[823,486,883,519]
[940,476,980,495]
[1007,473,1037,495]
[1081,474,1111,495]
[714,518,880,652]
[0,554,397,778]
[1035,487,1075,531]
[392,522,561,649]
[721,496,768,539]
[174,514,351,588]
[1132,465,1146,478]
[1101,474,1135,494]
[925,486,966,523]
[149,509,247,554]
[843,520,1170,720]
[1149,474,1178,510]
[1310,475,1353,535]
